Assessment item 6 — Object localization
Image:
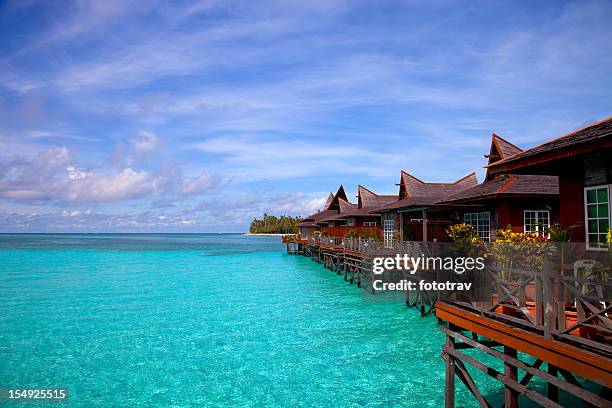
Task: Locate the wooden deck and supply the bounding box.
[437,302,611,386]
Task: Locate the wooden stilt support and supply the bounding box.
[445,334,455,408]
[548,364,558,403]
[420,289,426,315]
[504,346,519,408]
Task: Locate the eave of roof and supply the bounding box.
[296,221,319,227]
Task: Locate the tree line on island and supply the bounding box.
[249,214,303,234]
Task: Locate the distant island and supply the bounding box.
[249,213,302,234]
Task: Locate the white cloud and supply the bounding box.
[274,193,327,214]
[0,146,223,205]
[65,168,157,203]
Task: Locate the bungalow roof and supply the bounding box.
[377,171,478,211]
[438,174,559,205]
[487,117,612,174]
[357,185,397,209]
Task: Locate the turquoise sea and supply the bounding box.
[0,233,509,407]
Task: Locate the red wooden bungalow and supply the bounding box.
[487,116,612,252]
[436,133,560,241]
[296,190,338,239]
[373,171,478,243]
[438,173,559,241]
[373,133,561,243]
[320,185,396,238]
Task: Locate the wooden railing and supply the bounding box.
[437,243,611,353]
[303,237,611,350]
[307,236,440,257]
[322,226,382,239]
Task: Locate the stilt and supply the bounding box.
[548,364,558,403]
[504,346,519,408]
[445,334,455,408]
[420,289,426,315]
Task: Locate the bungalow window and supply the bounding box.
[346,218,355,227]
[524,210,550,235]
[464,212,491,242]
[363,221,377,227]
[585,185,610,250]
[383,219,395,248]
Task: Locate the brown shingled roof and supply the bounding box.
[357,185,397,209]
[438,174,559,205]
[324,192,334,209]
[298,209,338,225]
[296,221,319,227]
[488,117,612,174]
[326,185,349,211]
[376,171,478,212]
[399,171,478,199]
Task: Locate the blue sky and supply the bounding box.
[0,0,611,232]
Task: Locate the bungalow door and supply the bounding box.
[383,219,395,248]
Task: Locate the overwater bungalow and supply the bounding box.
[318,185,358,229]
[437,174,559,240]
[435,134,560,241]
[488,116,612,253]
[296,188,340,239]
[320,185,396,238]
[373,171,478,244]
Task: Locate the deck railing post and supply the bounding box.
[542,261,555,339]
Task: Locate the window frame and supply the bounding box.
[363,221,377,227]
[383,219,395,248]
[523,209,550,236]
[584,184,611,251]
[463,212,491,242]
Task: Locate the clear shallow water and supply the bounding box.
[0,233,505,407]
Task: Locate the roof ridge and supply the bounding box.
[358,184,378,196]
[401,170,424,183]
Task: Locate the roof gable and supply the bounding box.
[327,185,348,211]
[324,192,334,210]
[338,198,357,213]
[357,185,397,211]
[488,134,522,164]
[399,171,478,200]
[486,134,523,180]
[357,185,376,208]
